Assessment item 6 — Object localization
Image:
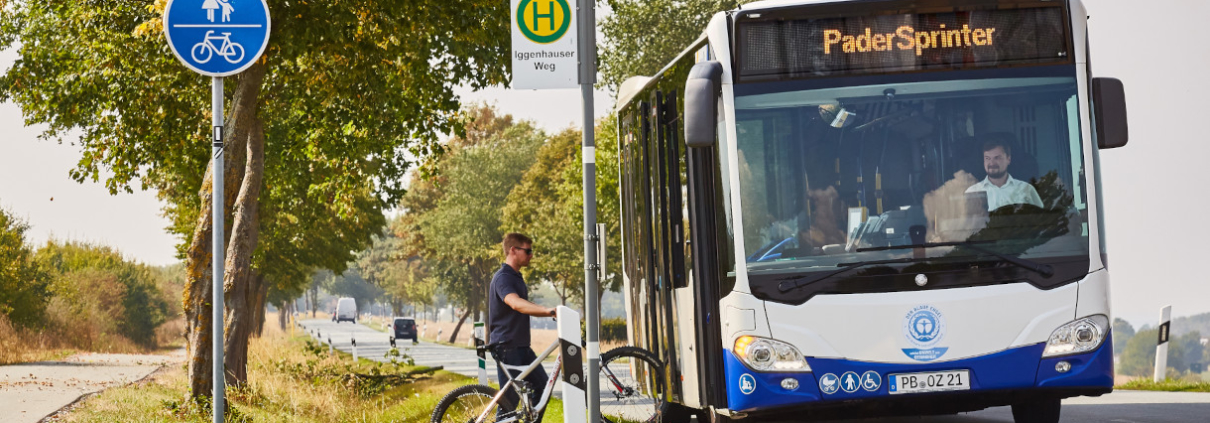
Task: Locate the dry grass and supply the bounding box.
[61,312,488,423]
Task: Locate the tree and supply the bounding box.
[502,128,585,306]
[419,120,544,341]
[1113,317,1135,355]
[599,0,748,91]
[0,207,51,326]
[1118,328,1158,377]
[1,0,511,400]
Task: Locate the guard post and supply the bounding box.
[557,306,587,423]
[1155,305,1172,382]
[474,322,489,384]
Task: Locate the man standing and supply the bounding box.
[489,233,557,420]
[965,135,1043,211]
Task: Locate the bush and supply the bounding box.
[37,241,175,347]
[0,208,52,326]
[600,317,627,343]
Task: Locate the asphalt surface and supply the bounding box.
[814,390,1210,422]
[298,319,1210,423]
[298,318,553,385]
[0,350,184,423]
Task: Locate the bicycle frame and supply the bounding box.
[475,339,563,423]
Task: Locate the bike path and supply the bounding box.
[297,319,555,386]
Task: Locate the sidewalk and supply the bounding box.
[0,350,184,423]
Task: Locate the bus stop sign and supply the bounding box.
[164,0,271,77]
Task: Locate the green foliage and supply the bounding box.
[599,317,627,343]
[0,208,51,326]
[1113,317,1135,354]
[411,106,544,314]
[1118,328,1206,377]
[598,0,749,91]
[35,241,174,347]
[0,0,513,310]
[1118,378,1210,392]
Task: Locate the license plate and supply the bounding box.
[888,370,970,395]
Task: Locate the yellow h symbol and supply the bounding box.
[529,0,556,32]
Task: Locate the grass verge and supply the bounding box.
[60,314,574,422]
[1117,378,1210,392]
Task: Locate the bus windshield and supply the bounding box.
[733,68,1089,279]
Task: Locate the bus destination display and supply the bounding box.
[738,6,1069,81]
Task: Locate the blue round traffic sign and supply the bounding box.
[164,0,270,77]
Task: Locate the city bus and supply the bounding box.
[613,0,1128,422]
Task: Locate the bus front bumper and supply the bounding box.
[722,335,1113,419]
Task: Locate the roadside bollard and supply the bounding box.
[328,337,333,355]
[352,334,358,363]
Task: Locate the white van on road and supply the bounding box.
[334,297,357,323]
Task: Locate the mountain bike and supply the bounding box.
[191,30,246,64]
[430,335,664,423]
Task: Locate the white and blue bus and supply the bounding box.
[614,0,1128,422]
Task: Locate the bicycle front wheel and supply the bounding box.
[430,384,519,423]
[599,346,665,423]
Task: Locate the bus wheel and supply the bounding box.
[1010,398,1060,423]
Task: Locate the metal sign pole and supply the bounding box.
[577,0,600,421]
[211,76,225,423]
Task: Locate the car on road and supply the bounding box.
[334,298,357,323]
[390,317,418,347]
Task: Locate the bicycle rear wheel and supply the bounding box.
[430,384,519,423]
[598,346,664,423]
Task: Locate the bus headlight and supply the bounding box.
[1042,315,1109,358]
[734,335,811,372]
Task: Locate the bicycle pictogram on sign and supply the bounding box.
[191,31,245,64]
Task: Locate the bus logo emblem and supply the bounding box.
[902,305,949,361]
[739,373,757,395]
[516,0,572,44]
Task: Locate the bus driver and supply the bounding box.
[965,135,1043,211]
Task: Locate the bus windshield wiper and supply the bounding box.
[776,257,925,293]
[857,241,1054,278]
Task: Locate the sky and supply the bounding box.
[0,0,1206,327]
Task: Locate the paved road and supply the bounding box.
[814,391,1210,422]
[298,318,553,385]
[0,350,183,423]
[298,320,1210,422]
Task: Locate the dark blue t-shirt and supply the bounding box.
[488,263,529,348]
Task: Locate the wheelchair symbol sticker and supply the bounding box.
[861,371,881,392]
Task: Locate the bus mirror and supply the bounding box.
[1092,77,1128,149]
[684,61,723,148]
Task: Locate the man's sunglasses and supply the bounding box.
[513,247,534,256]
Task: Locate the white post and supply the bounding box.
[352,334,358,363]
[1154,305,1172,382]
[557,306,587,423]
[474,322,488,385]
[211,76,225,423]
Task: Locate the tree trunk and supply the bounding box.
[448,308,472,343]
[183,62,265,401]
[222,117,266,386]
[252,276,269,338]
[278,300,289,331]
